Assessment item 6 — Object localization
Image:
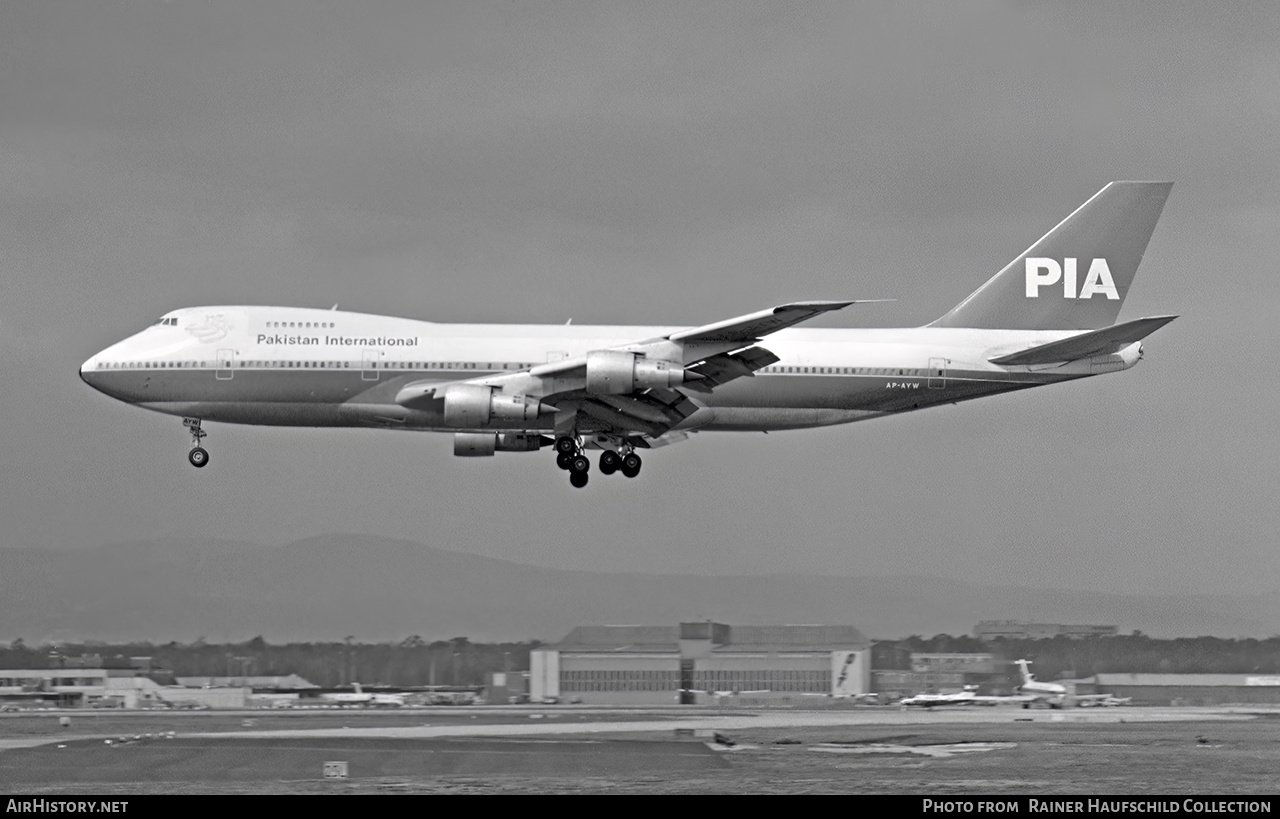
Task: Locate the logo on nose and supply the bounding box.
[186,314,231,343]
[1025,258,1119,300]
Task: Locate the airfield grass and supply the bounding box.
[4,711,1280,795]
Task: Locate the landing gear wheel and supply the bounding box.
[599,450,620,475]
[182,418,209,468]
[555,436,578,455]
[569,471,589,489]
[556,452,574,470]
[570,454,591,474]
[620,452,642,478]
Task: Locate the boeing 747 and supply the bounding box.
[80,182,1175,488]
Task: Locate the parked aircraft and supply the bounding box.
[899,686,1035,708]
[1013,659,1067,708]
[319,683,372,706]
[679,687,770,701]
[80,182,1175,488]
[318,683,405,707]
[900,690,983,708]
[1075,694,1132,707]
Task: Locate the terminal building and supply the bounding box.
[530,621,870,705]
[0,667,249,709]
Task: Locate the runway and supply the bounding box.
[187,705,1266,742]
[4,706,1278,793]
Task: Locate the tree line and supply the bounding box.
[0,636,539,688]
[5,633,1280,687]
[885,633,1280,680]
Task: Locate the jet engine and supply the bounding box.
[584,350,684,395]
[441,384,555,427]
[454,432,548,457]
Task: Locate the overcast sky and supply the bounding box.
[2,1,1277,600]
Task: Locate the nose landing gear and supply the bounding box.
[183,418,209,468]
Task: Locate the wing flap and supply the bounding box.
[683,346,780,392]
[989,315,1177,365]
[577,389,699,437]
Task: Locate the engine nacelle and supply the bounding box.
[453,433,548,457]
[454,432,496,457]
[585,350,684,394]
[442,384,553,427]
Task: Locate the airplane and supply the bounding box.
[899,685,1039,709]
[318,683,405,707]
[79,182,1175,488]
[319,683,372,706]
[678,687,770,700]
[1074,694,1132,707]
[1013,659,1067,708]
[899,690,981,708]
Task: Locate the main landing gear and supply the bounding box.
[183,418,209,468]
[554,435,642,488]
[555,435,590,488]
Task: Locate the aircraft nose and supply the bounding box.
[80,352,109,393]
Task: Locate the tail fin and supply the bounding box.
[1014,659,1035,686]
[931,182,1172,330]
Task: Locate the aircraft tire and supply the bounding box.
[188,447,209,468]
[570,454,590,474]
[555,436,577,455]
[556,452,574,470]
[569,471,588,489]
[600,451,620,474]
[621,453,642,478]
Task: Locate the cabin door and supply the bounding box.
[927,357,947,389]
[216,349,234,381]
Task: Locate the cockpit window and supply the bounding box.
[152,317,178,326]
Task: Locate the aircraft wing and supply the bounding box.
[667,300,863,344]
[398,300,877,441]
[989,315,1177,365]
[523,299,872,380]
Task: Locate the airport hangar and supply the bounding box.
[530,622,870,705]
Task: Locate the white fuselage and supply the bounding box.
[79,305,1141,435]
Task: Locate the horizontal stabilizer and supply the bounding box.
[989,315,1177,365]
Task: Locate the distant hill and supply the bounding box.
[1,534,1276,643]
